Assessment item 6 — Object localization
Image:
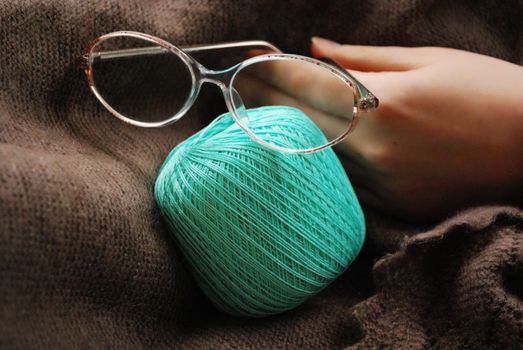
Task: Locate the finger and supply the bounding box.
[341,69,399,104]
[239,56,399,116]
[311,36,436,72]
[235,72,354,141]
[234,71,396,161]
[235,71,395,154]
[237,58,356,120]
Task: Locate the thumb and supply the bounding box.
[311,36,434,72]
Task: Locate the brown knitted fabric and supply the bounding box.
[1,1,522,349]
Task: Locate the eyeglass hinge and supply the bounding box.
[358,93,379,110]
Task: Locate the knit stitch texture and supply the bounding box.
[0,1,522,349]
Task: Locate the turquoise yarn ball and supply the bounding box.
[154,106,365,317]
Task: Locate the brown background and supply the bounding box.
[1,1,522,348]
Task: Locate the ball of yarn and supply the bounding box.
[154,106,365,317]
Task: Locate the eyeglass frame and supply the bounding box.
[83,30,378,154]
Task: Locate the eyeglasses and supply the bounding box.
[83,31,378,153]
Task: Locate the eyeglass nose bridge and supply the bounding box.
[195,63,249,126]
[197,64,239,89]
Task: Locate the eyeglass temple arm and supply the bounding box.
[184,40,282,53]
[91,40,282,61]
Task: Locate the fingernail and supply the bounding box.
[311,36,340,48]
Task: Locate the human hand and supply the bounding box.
[239,38,523,222]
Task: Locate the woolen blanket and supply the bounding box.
[1,1,522,348]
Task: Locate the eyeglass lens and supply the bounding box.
[90,36,193,124]
[231,59,355,150]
